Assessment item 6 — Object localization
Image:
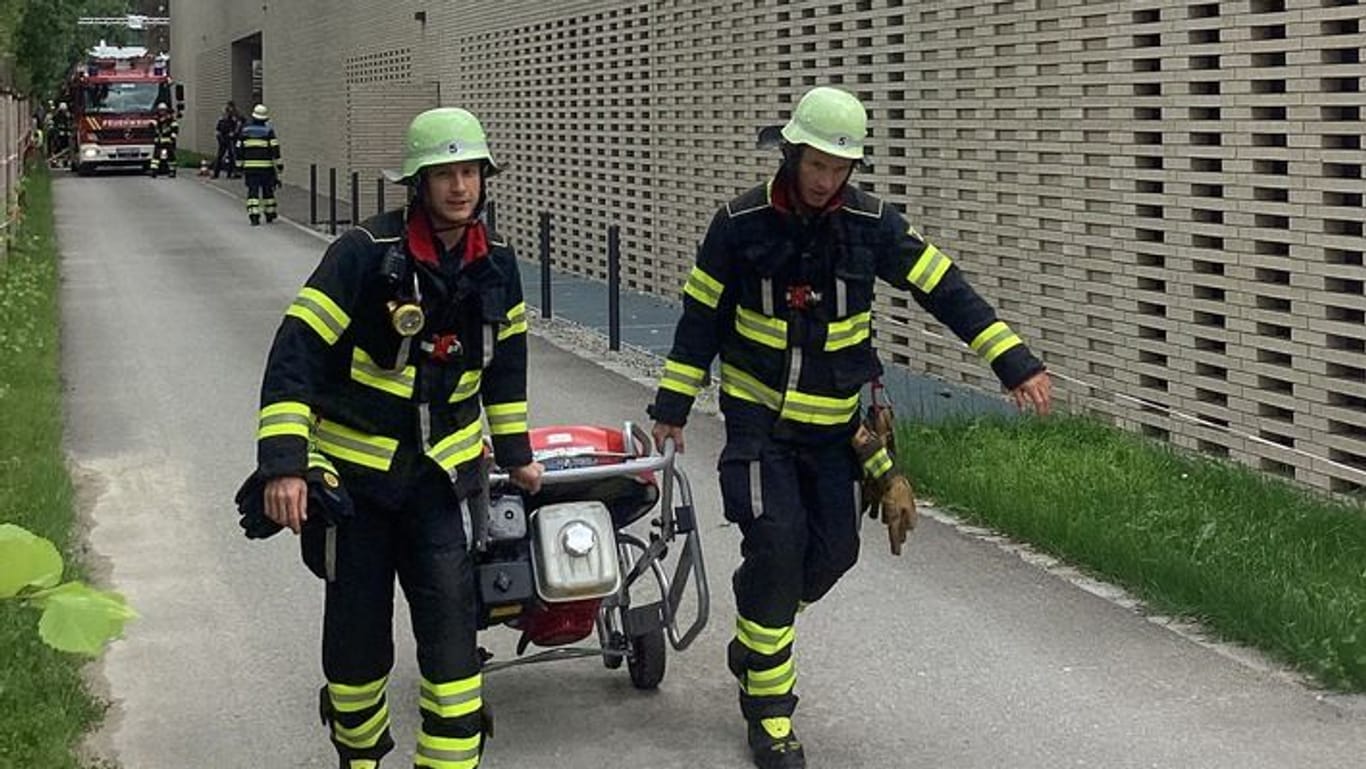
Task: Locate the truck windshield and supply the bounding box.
[83,83,163,114]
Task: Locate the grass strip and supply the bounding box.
[0,164,105,769]
[900,414,1366,692]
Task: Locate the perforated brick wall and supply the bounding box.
[175,0,1366,494]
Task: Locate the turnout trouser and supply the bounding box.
[718,433,861,723]
[309,469,484,768]
[245,172,277,221]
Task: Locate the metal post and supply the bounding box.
[328,167,337,236]
[350,171,359,227]
[607,224,621,352]
[538,212,552,319]
[309,163,317,225]
[376,177,385,215]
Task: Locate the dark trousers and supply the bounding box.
[212,137,235,177]
[244,172,277,221]
[308,470,484,766]
[719,433,861,722]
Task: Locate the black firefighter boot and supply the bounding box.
[249,213,261,226]
[748,717,806,769]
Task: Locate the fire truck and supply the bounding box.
[62,42,184,175]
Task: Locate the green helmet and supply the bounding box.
[779,86,867,161]
[383,107,501,184]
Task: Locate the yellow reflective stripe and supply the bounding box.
[498,302,529,341]
[745,658,797,697]
[258,401,312,439]
[720,363,783,411]
[286,287,351,345]
[863,447,893,479]
[241,138,270,148]
[333,701,391,749]
[780,390,860,426]
[970,321,1023,363]
[426,420,484,471]
[660,359,707,398]
[350,347,415,398]
[683,265,724,309]
[327,676,388,713]
[824,311,872,351]
[242,160,275,168]
[315,420,397,471]
[735,307,788,350]
[420,674,482,719]
[415,730,481,769]
[448,370,482,403]
[485,402,528,436]
[907,243,953,294]
[735,616,794,656]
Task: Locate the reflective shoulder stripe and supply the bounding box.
[735,307,788,350]
[683,265,724,309]
[350,347,415,399]
[726,181,774,218]
[315,420,397,471]
[485,401,529,436]
[906,243,953,294]
[258,401,312,439]
[660,358,707,398]
[448,370,482,403]
[970,321,1024,363]
[286,287,351,345]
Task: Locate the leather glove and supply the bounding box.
[879,472,917,556]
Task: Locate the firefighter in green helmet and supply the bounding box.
[250,107,542,769]
[649,86,1053,768]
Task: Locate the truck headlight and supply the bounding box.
[83,148,98,158]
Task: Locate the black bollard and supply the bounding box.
[607,224,621,352]
[328,167,337,236]
[539,212,552,319]
[350,171,359,227]
[309,163,317,225]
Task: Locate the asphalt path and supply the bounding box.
[55,171,1365,768]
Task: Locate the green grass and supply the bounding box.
[900,414,1366,691]
[0,164,106,769]
[175,148,210,169]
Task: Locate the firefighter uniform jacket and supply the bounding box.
[651,175,1044,447]
[237,121,280,174]
[154,115,178,147]
[256,207,532,499]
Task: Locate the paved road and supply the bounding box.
[56,171,1365,768]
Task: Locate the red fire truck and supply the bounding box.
[62,43,184,175]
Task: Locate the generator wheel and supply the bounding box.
[628,628,666,690]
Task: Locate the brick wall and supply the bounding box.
[174,0,1366,494]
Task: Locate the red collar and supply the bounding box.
[769,173,845,216]
[405,207,490,268]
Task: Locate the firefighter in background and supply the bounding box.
[212,101,242,178]
[151,102,178,178]
[649,86,1052,769]
[49,102,73,163]
[237,104,283,224]
[252,106,542,769]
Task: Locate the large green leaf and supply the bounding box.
[34,581,137,656]
[0,523,63,598]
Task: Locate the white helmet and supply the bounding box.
[157,102,168,111]
[252,104,269,120]
[58,102,68,111]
